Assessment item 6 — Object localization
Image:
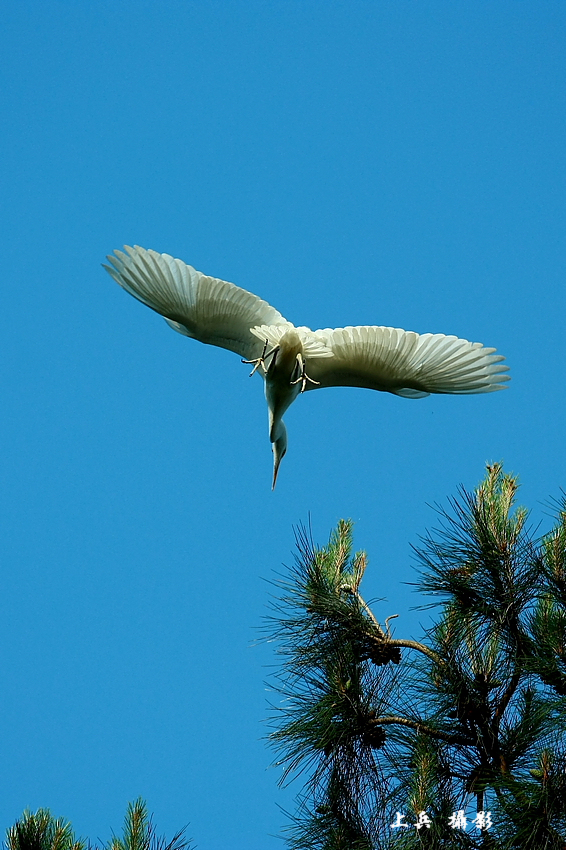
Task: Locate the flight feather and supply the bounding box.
[306,326,509,396]
[104,245,287,360]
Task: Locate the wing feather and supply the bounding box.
[306,326,509,396]
[104,245,288,360]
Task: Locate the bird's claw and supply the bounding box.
[291,361,320,393]
[242,339,279,377]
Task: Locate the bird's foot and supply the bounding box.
[242,339,279,376]
[290,362,320,393]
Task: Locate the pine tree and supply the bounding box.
[6,800,192,850]
[267,464,566,849]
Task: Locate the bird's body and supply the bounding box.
[260,329,307,486]
[263,330,303,437]
[104,245,509,487]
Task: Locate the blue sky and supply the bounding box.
[1,2,564,847]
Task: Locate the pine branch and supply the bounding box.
[385,638,445,668]
[374,715,473,745]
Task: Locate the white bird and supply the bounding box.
[104,245,509,488]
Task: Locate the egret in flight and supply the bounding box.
[104,246,509,488]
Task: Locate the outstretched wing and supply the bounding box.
[305,325,509,397]
[104,245,288,360]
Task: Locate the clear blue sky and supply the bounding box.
[1,2,564,848]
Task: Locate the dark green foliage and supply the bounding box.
[7,810,84,850]
[268,466,566,849]
[105,800,190,850]
[6,801,192,850]
[268,520,398,849]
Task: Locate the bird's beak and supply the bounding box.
[272,450,283,490]
[271,433,287,490]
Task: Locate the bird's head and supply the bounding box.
[271,420,288,490]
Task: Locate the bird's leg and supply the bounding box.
[242,339,279,377]
[290,354,320,393]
